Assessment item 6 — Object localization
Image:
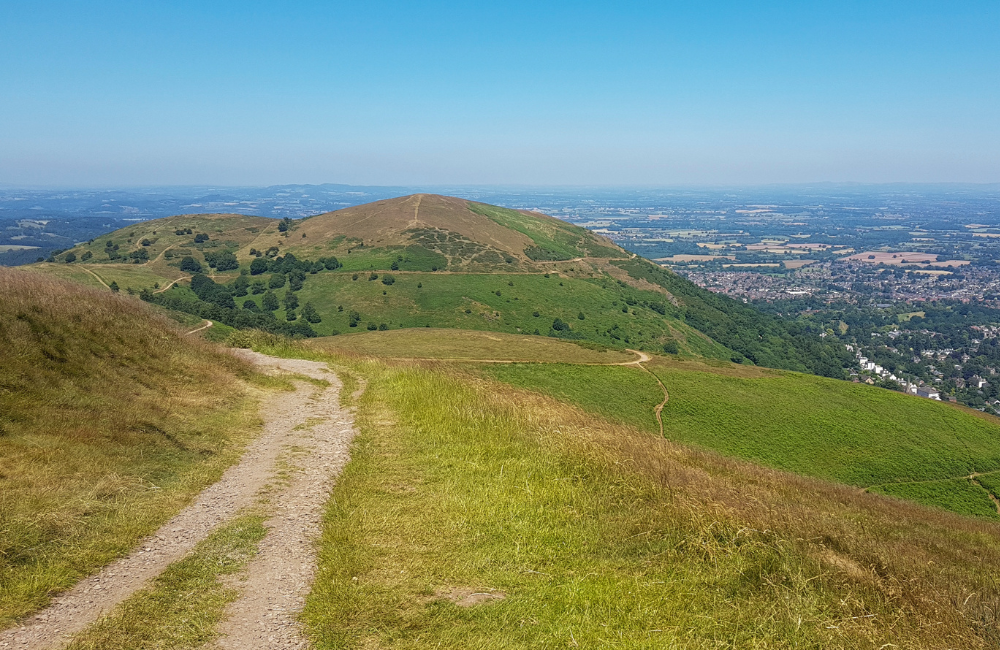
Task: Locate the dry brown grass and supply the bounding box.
[0,268,265,626]
[253,194,537,260]
[304,327,635,364]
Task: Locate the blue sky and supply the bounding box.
[1,1,997,186]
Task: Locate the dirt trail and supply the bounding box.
[80,266,109,289]
[186,319,214,335]
[1,353,356,650]
[625,349,668,437]
[213,352,357,649]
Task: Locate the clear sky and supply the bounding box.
[1,1,998,186]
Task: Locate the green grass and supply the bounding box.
[298,354,1000,648]
[467,202,623,260]
[646,359,1000,487]
[975,470,1000,499]
[0,269,267,626]
[480,363,663,431]
[474,356,1000,518]
[870,479,999,519]
[65,514,267,650]
[280,270,731,358]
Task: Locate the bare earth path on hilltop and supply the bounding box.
[1,352,357,650]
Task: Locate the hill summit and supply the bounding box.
[37,194,852,374]
[264,194,628,269]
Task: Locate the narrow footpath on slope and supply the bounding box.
[0,352,357,650]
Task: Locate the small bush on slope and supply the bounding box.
[0,269,262,626]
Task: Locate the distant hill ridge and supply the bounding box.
[38,194,852,376]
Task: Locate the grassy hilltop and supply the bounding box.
[35,194,851,375]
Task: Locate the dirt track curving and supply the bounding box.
[0,352,356,650]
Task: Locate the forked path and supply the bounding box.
[0,352,355,650]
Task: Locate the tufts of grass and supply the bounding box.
[302,356,1000,648]
[64,514,267,650]
[0,269,264,626]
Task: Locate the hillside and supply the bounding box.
[226,335,1000,648]
[0,269,262,625]
[36,194,850,374]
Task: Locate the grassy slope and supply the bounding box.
[0,268,269,626]
[478,355,1000,518]
[287,351,1000,648]
[305,328,636,364]
[273,270,731,358]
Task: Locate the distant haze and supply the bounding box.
[1,1,998,186]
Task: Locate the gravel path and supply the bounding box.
[1,351,356,650]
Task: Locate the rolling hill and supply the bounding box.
[36,194,851,375]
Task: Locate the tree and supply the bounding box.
[141,238,152,246]
[194,233,209,243]
[283,292,299,311]
[285,309,297,321]
[349,310,361,327]
[378,323,388,331]
[129,248,149,263]
[322,256,340,270]
[662,340,680,354]
[381,274,395,285]
[250,257,269,275]
[251,280,266,294]
[269,273,286,289]
[368,272,378,281]
[109,281,120,293]
[302,302,321,323]
[390,260,399,271]
[180,256,202,273]
[243,299,259,311]
[552,318,569,332]
[277,217,292,232]
[81,251,93,261]
[262,290,279,312]
[231,275,249,296]
[577,312,585,320]
[289,270,305,291]
[64,252,76,263]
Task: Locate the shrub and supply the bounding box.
[109,281,119,292]
[378,323,388,331]
[578,312,585,320]
[129,248,149,263]
[381,274,395,286]
[367,322,378,331]
[64,252,76,263]
[390,260,399,271]
[261,290,279,312]
[663,340,680,354]
[81,251,92,261]
[180,256,202,273]
[140,238,152,246]
[194,233,209,243]
[348,310,361,327]
[368,272,378,281]
[250,258,269,275]
[302,302,321,324]
[552,318,570,332]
